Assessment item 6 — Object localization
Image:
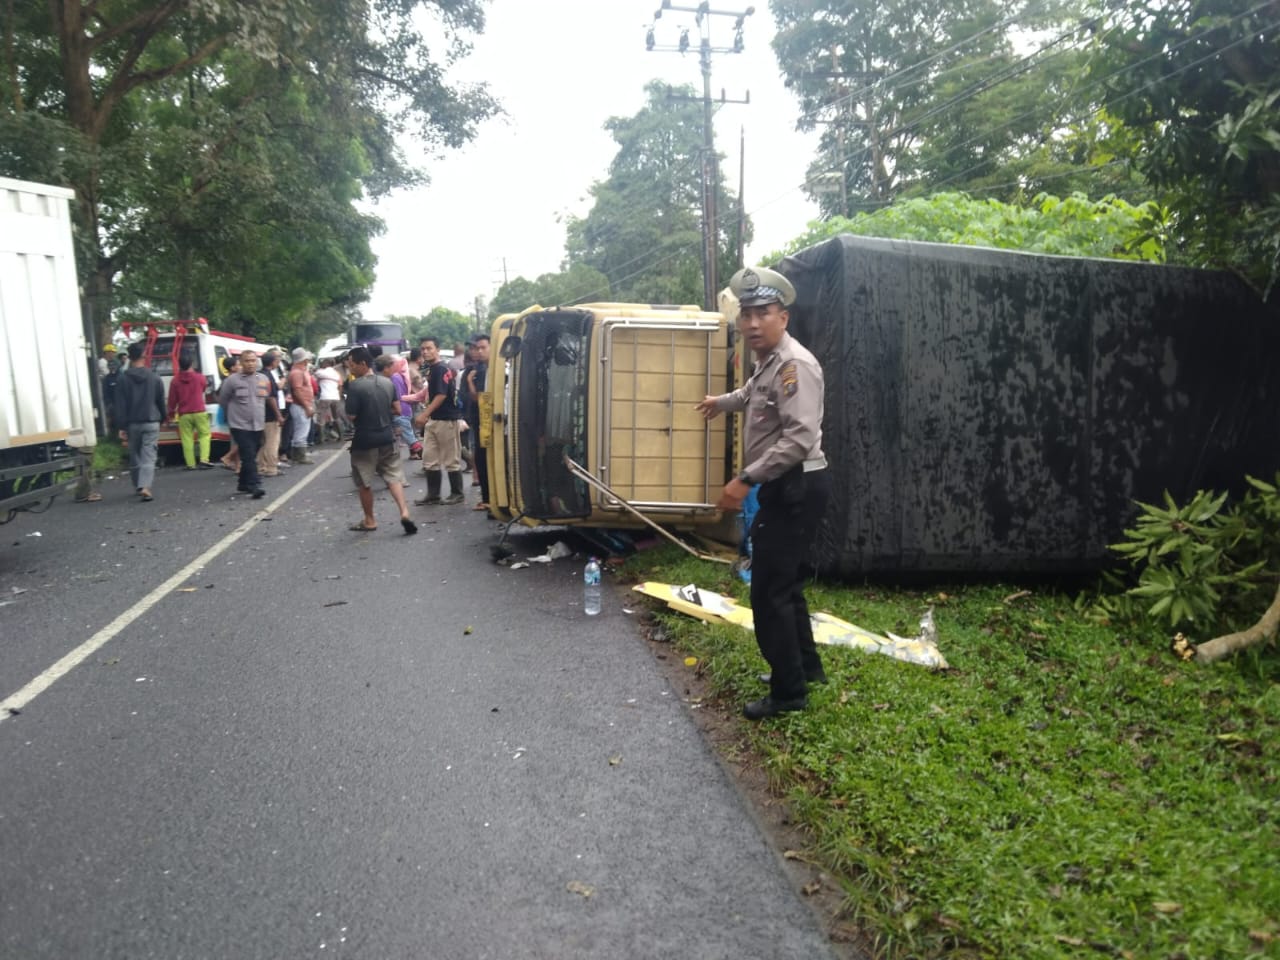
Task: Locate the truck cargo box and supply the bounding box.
[778,235,1280,574]
[0,177,95,520]
[0,178,95,454]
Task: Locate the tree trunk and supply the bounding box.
[86,263,114,352]
[1195,580,1280,663]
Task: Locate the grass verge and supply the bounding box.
[92,437,126,474]
[623,546,1280,959]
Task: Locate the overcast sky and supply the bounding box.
[359,0,821,320]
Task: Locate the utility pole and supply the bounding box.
[647,1,753,311]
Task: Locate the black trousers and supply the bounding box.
[231,427,262,491]
[749,466,830,700]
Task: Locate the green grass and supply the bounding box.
[92,437,126,474]
[623,547,1280,959]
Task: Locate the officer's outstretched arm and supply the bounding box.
[695,395,723,420]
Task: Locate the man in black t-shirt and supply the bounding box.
[408,336,464,506]
[344,347,416,535]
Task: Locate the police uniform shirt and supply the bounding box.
[715,331,826,484]
[217,371,271,432]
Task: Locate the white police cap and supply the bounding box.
[728,266,796,307]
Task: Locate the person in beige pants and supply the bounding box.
[257,349,286,477]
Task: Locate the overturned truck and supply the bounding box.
[483,236,1280,575]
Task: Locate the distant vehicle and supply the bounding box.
[346,321,408,355]
[0,177,96,523]
[316,335,349,362]
[120,318,268,452]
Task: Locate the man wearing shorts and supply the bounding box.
[343,347,417,535]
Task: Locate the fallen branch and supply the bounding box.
[1195,579,1280,663]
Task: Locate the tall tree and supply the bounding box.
[395,307,473,348]
[564,80,747,306]
[487,263,613,320]
[0,1,497,340]
[769,0,1107,213]
[1085,0,1280,297]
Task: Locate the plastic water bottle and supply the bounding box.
[583,557,602,616]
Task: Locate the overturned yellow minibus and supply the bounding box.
[483,301,743,534]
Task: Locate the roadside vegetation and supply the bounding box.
[622,547,1279,960]
[91,438,126,475]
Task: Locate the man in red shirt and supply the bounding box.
[167,351,213,470]
[286,347,316,464]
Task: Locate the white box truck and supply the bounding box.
[0,177,96,522]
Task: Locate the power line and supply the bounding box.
[793,0,1063,127]
[852,4,1279,209]
[598,9,1276,295]
[521,2,1081,301]
[783,1,1273,210]
[537,2,1276,306]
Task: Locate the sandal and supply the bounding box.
[472,502,489,511]
[349,522,377,532]
[75,491,103,503]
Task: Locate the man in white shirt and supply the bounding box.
[314,358,345,442]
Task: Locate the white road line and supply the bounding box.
[0,448,347,723]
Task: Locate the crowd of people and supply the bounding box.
[107,334,492,528]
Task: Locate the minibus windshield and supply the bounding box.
[512,311,592,519]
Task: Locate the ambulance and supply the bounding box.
[121,318,271,452]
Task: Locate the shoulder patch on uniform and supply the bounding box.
[779,360,799,397]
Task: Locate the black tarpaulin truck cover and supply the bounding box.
[776,234,1280,575]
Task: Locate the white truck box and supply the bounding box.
[0,177,96,519]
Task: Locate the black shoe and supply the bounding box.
[251,488,266,499]
[743,696,808,721]
[236,485,252,493]
[197,462,214,470]
[758,671,828,687]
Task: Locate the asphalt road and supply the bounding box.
[0,447,840,960]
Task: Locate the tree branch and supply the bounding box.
[353,64,420,98]
[85,0,182,54]
[1195,579,1280,663]
[95,34,227,139]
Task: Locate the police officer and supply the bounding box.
[696,266,830,720]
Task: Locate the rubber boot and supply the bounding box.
[442,470,465,505]
[416,471,442,506]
